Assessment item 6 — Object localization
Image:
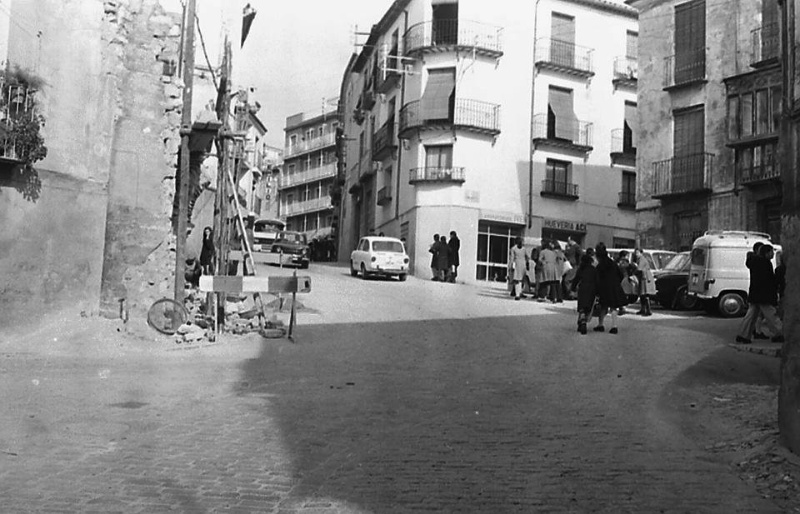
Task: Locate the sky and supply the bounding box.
[232,0,395,148]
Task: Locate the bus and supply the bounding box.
[252,218,286,252]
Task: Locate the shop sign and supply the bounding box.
[481,210,526,225]
[543,218,587,233]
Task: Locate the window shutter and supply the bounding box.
[548,87,579,141]
[422,69,455,121]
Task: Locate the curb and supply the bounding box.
[727,342,782,358]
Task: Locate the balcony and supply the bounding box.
[376,185,392,206]
[279,162,336,190]
[610,128,636,166]
[663,53,706,90]
[612,56,638,89]
[285,132,336,159]
[409,166,465,184]
[534,38,594,79]
[751,23,779,68]
[618,191,636,209]
[372,120,397,161]
[541,179,579,200]
[283,196,333,217]
[652,153,714,199]
[1,80,39,163]
[740,162,781,186]
[398,98,501,139]
[532,113,593,154]
[403,19,503,59]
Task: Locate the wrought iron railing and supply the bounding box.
[541,179,579,198]
[376,185,392,205]
[613,56,638,80]
[409,167,466,184]
[534,38,594,74]
[532,113,592,147]
[618,191,636,207]
[740,160,781,184]
[652,153,714,197]
[610,128,636,154]
[372,120,396,160]
[399,98,501,135]
[751,23,779,65]
[285,132,336,158]
[404,19,503,55]
[0,79,38,161]
[664,53,705,88]
[283,196,332,216]
[279,163,336,189]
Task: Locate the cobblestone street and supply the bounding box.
[0,264,793,512]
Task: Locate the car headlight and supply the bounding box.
[371,256,376,262]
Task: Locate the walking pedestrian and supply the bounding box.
[616,250,635,315]
[747,242,769,339]
[429,234,440,281]
[736,244,784,344]
[538,240,560,302]
[632,248,655,316]
[555,242,567,303]
[593,242,628,334]
[509,237,530,300]
[199,226,216,275]
[447,231,460,283]
[570,253,598,335]
[776,251,787,320]
[437,235,450,282]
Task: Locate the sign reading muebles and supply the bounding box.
[543,218,587,233]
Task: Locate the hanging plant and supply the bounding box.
[0,65,47,167]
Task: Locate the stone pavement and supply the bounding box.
[0,264,794,513]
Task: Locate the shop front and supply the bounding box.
[541,218,587,246]
[476,211,526,282]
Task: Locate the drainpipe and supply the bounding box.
[528,0,542,230]
[395,9,409,221]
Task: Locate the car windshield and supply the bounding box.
[277,232,305,244]
[652,252,675,269]
[663,253,691,271]
[372,241,404,253]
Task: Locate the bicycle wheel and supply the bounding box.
[147,298,189,335]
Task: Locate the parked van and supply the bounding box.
[687,230,781,317]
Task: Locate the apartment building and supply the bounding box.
[629,0,781,249]
[281,110,340,238]
[338,0,639,282]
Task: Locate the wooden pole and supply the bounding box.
[174,0,196,306]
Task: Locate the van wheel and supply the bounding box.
[718,292,746,318]
[675,286,699,310]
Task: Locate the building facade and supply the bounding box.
[281,110,340,240]
[630,0,781,250]
[338,0,639,283]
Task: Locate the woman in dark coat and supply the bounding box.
[594,242,627,334]
[199,226,216,275]
[570,253,598,334]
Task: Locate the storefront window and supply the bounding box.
[476,222,523,282]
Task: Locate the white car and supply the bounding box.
[350,236,409,281]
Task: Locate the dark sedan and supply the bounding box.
[271,231,310,268]
[654,252,699,310]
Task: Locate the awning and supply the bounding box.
[624,102,638,148]
[548,87,579,141]
[422,70,455,121]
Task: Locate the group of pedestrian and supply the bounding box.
[614,248,655,316]
[507,236,579,302]
[570,242,628,334]
[429,231,461,283]
[736,241,785,344]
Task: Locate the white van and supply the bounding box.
[687,230,781,317]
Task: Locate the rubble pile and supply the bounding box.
[171,291,286,345]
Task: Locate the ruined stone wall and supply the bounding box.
[99,0,182,316]
[0,0,182,330]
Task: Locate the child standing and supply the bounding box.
[570,253,598,335]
